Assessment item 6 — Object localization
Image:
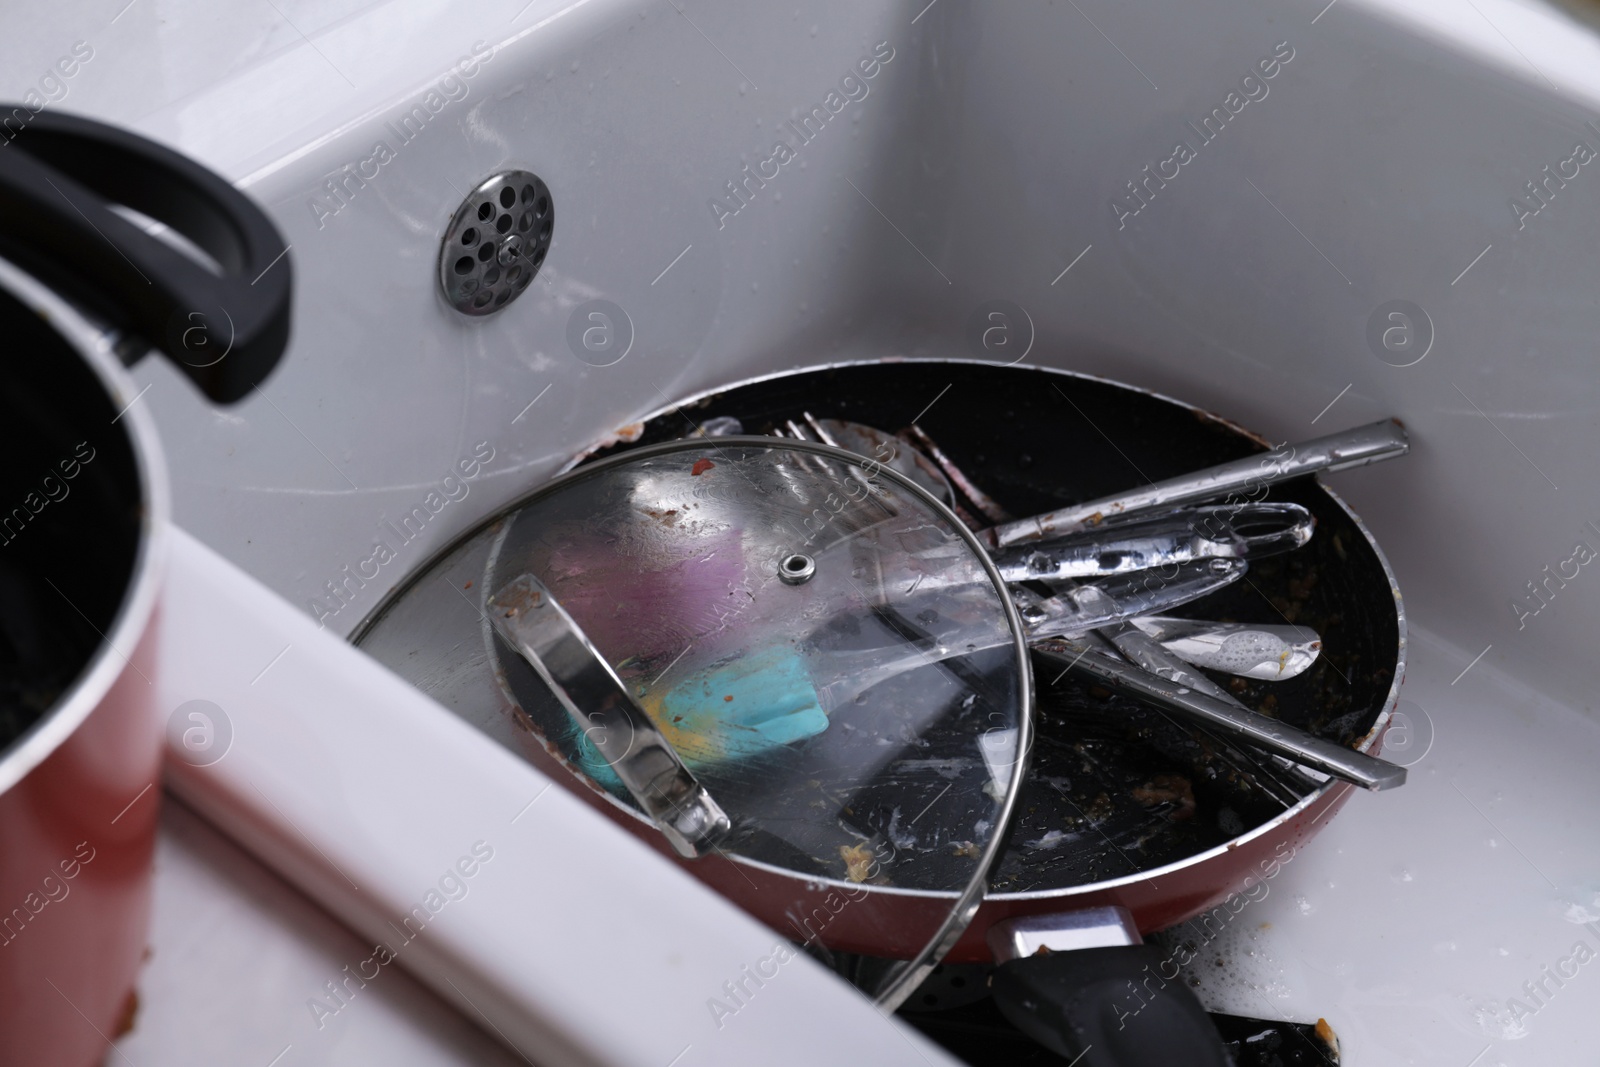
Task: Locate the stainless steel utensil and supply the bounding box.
[795,559,1251,705]
[993,502,1314,583]
[1127,616,1322,681]
[1033,634,1406,791]
[1012,559,1248,639]
[985,419,1409,548]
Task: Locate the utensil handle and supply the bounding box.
[1035,639,1406,790]
[989,419,1408,547]
[991,945,1230,1067]
[489,573,731,859]
[1019,558,1249,640]
[0,108,291,403]
[995,502,1312,582]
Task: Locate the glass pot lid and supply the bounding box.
[483,437,1032,1001]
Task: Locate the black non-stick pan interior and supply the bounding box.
[581,361,1399,893]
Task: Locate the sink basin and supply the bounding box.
[7,0,1600,1063]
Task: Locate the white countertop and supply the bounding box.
[121,800,526,1067]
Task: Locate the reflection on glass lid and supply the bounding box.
[486,439,1029,894]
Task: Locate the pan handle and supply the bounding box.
[991,946,1230,1066]
[0,108,291,403]
[986,911,1229,1066]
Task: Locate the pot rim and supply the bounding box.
[0,255,171,795]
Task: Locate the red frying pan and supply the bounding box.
[357,362,1406,1066]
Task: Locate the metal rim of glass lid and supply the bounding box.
[483,436,1033,1006]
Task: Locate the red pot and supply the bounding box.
[0,108,291,1064]
[0,260,170,1066]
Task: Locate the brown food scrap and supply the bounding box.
[691,458,715,476]
[724,695,734,702]
[840,843,875,883]
[1287,570,1318,601]
[1228,676,1250,695]
[951,841,981,859]
[1085,792,1115,823]
[1131,773,1196,822]
[1258,693,1279,716]
[113,988,140,1038]
[463,581,473,589]
[1314,1018,1340,1058]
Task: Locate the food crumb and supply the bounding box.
[113,989,140,1039]
[724,695,734,702]
[840,843,874,882]
[691,458,715,476]
[1314,1018,1340,1057]
[1131,774,1196,822]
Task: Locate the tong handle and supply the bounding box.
[995,502,1312,583]
[989,419,1407,547]
[1012,558,1248,640]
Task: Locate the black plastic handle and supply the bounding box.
[991,945,1231,1066]
[0,108,291,403]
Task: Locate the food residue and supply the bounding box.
[1314,1018,1339,1057]
[691,458,715,476]
[1131,774,1196,822]
[839,843,874,883]
[724,695,734,702]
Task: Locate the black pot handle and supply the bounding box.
[991,944,1231,1066]
[0,107,291,403]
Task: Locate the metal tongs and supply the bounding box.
[785,415,1411,793]
[981,419,1408,547]
[992,501,1314,583]
[997,422,1407,791]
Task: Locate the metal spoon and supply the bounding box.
[1127,615,1322,681]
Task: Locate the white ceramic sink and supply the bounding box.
[6,0,1600,1063]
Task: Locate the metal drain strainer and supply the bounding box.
[439,169,553,316]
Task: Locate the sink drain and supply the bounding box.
[438,170,553,316]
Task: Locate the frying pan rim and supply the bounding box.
[353,358,1408,906]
